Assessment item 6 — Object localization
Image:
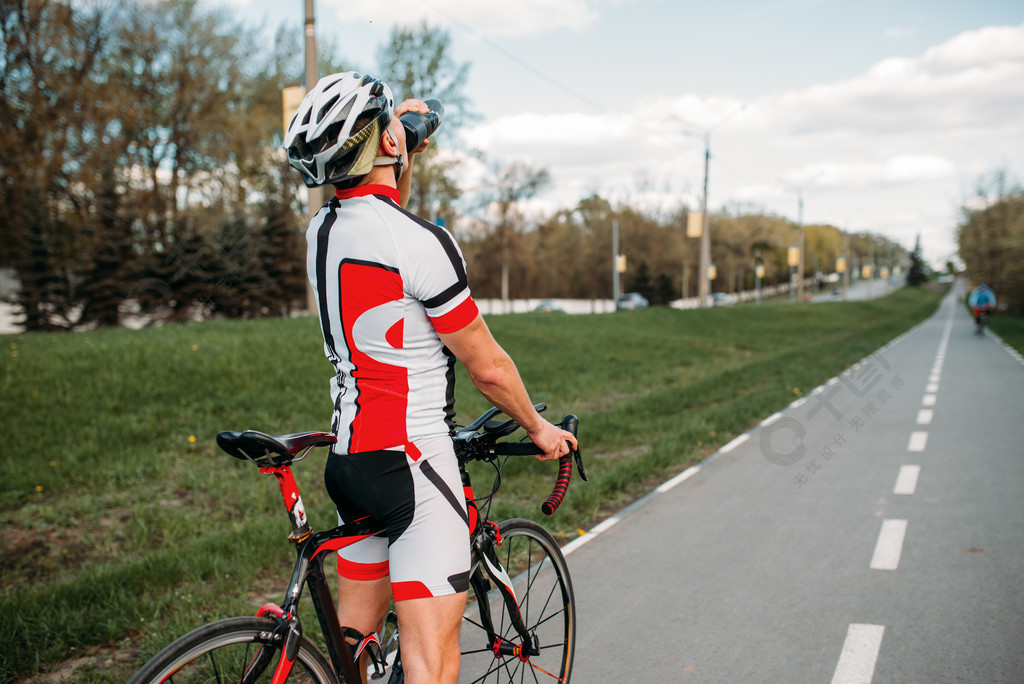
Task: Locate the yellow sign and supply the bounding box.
[686,212,703,238]
[708,264,717,280]
[787,246,800,267]
[836,257,846,274]
[861,265,873,279]
[755,264,765,279]
[616,255,627,273]
[282,85,307,136]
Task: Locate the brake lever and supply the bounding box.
[572,446,588,482]
[560,414,588,482]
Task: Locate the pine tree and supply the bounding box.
[906,235,929,287]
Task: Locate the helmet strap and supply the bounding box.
[373,128,404,179]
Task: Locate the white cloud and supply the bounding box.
[781,155,957,190]
[763,22,1024,138]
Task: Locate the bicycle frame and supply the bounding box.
[258,462,538,683]
[256,464,379,683]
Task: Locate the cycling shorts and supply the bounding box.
[323,435,471,601]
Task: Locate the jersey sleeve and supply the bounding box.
[402,219,479,334]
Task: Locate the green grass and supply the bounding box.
[0,286,946,682]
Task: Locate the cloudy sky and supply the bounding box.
[216,0,1024,266]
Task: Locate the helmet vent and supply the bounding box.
[317,95,340,123]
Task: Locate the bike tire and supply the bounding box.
[459,518,576,684]
[128,616,341,684]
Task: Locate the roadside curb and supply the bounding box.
[985,328,1024,368]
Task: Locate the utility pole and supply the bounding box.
[612,220,621,303]
[698,137,711,308]
[843,233,850,299]
[678,104,746,308]
[867,240,875,300]
[796,191,805,303]
[304,0,323,314]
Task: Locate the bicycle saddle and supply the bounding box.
[216,430,337,465]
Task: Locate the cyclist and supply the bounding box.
[968,283,996,329]
[283,72,576,684]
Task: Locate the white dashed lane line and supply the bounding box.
[870,519,909,570]
[907,431,929,452]
[893,465,921,495]
[831,624,886,684]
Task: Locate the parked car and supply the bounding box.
[534,299,565,313]
[711,292,735,306]
[616,292,649,310]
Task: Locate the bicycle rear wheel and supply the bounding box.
[460,518,575,683]
[128,616,340,684]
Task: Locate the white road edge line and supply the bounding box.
[893,465,921,495]
[656,465,702,493]
[986,328,1024,369]
[719,433,750,454]
[831,624,886,684]
[870,519,908,570]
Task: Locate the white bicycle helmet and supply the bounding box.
[284,72,399,188]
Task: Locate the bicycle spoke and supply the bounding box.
[207,648,223,683]
[526,581,560,630]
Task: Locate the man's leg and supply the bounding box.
[395,592,468,684]
[336,575,392,684]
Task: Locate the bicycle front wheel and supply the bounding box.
[128,616,340,684]
[460,518,576,683]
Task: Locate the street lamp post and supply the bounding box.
[677,104,746,308]
[698,137,711,308]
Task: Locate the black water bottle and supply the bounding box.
[401,99,445,152]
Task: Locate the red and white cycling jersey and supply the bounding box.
[306,184,479,457]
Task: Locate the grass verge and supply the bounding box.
[0,285,946,682]
[989,314,1024,355]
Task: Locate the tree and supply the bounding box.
[377,23,476,225]
[627,261,654,304]
[464,162,549,304]
[905,235,929,287]
[956,171,1024,313]
[0,0,120,329]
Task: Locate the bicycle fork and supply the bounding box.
[472,522,541,661]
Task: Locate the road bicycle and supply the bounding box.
[128,404,586,684]
[974,307,990,335]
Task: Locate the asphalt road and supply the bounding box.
[564,285,1024,683]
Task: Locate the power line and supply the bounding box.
[419,0,605,113]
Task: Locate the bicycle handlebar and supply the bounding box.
[456,407,586,516]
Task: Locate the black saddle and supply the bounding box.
[216,430,337,466]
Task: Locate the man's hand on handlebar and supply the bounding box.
[527,421,578,462]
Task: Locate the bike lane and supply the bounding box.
[564,286,1024,682]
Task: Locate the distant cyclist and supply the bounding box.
[968,283,996,332]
